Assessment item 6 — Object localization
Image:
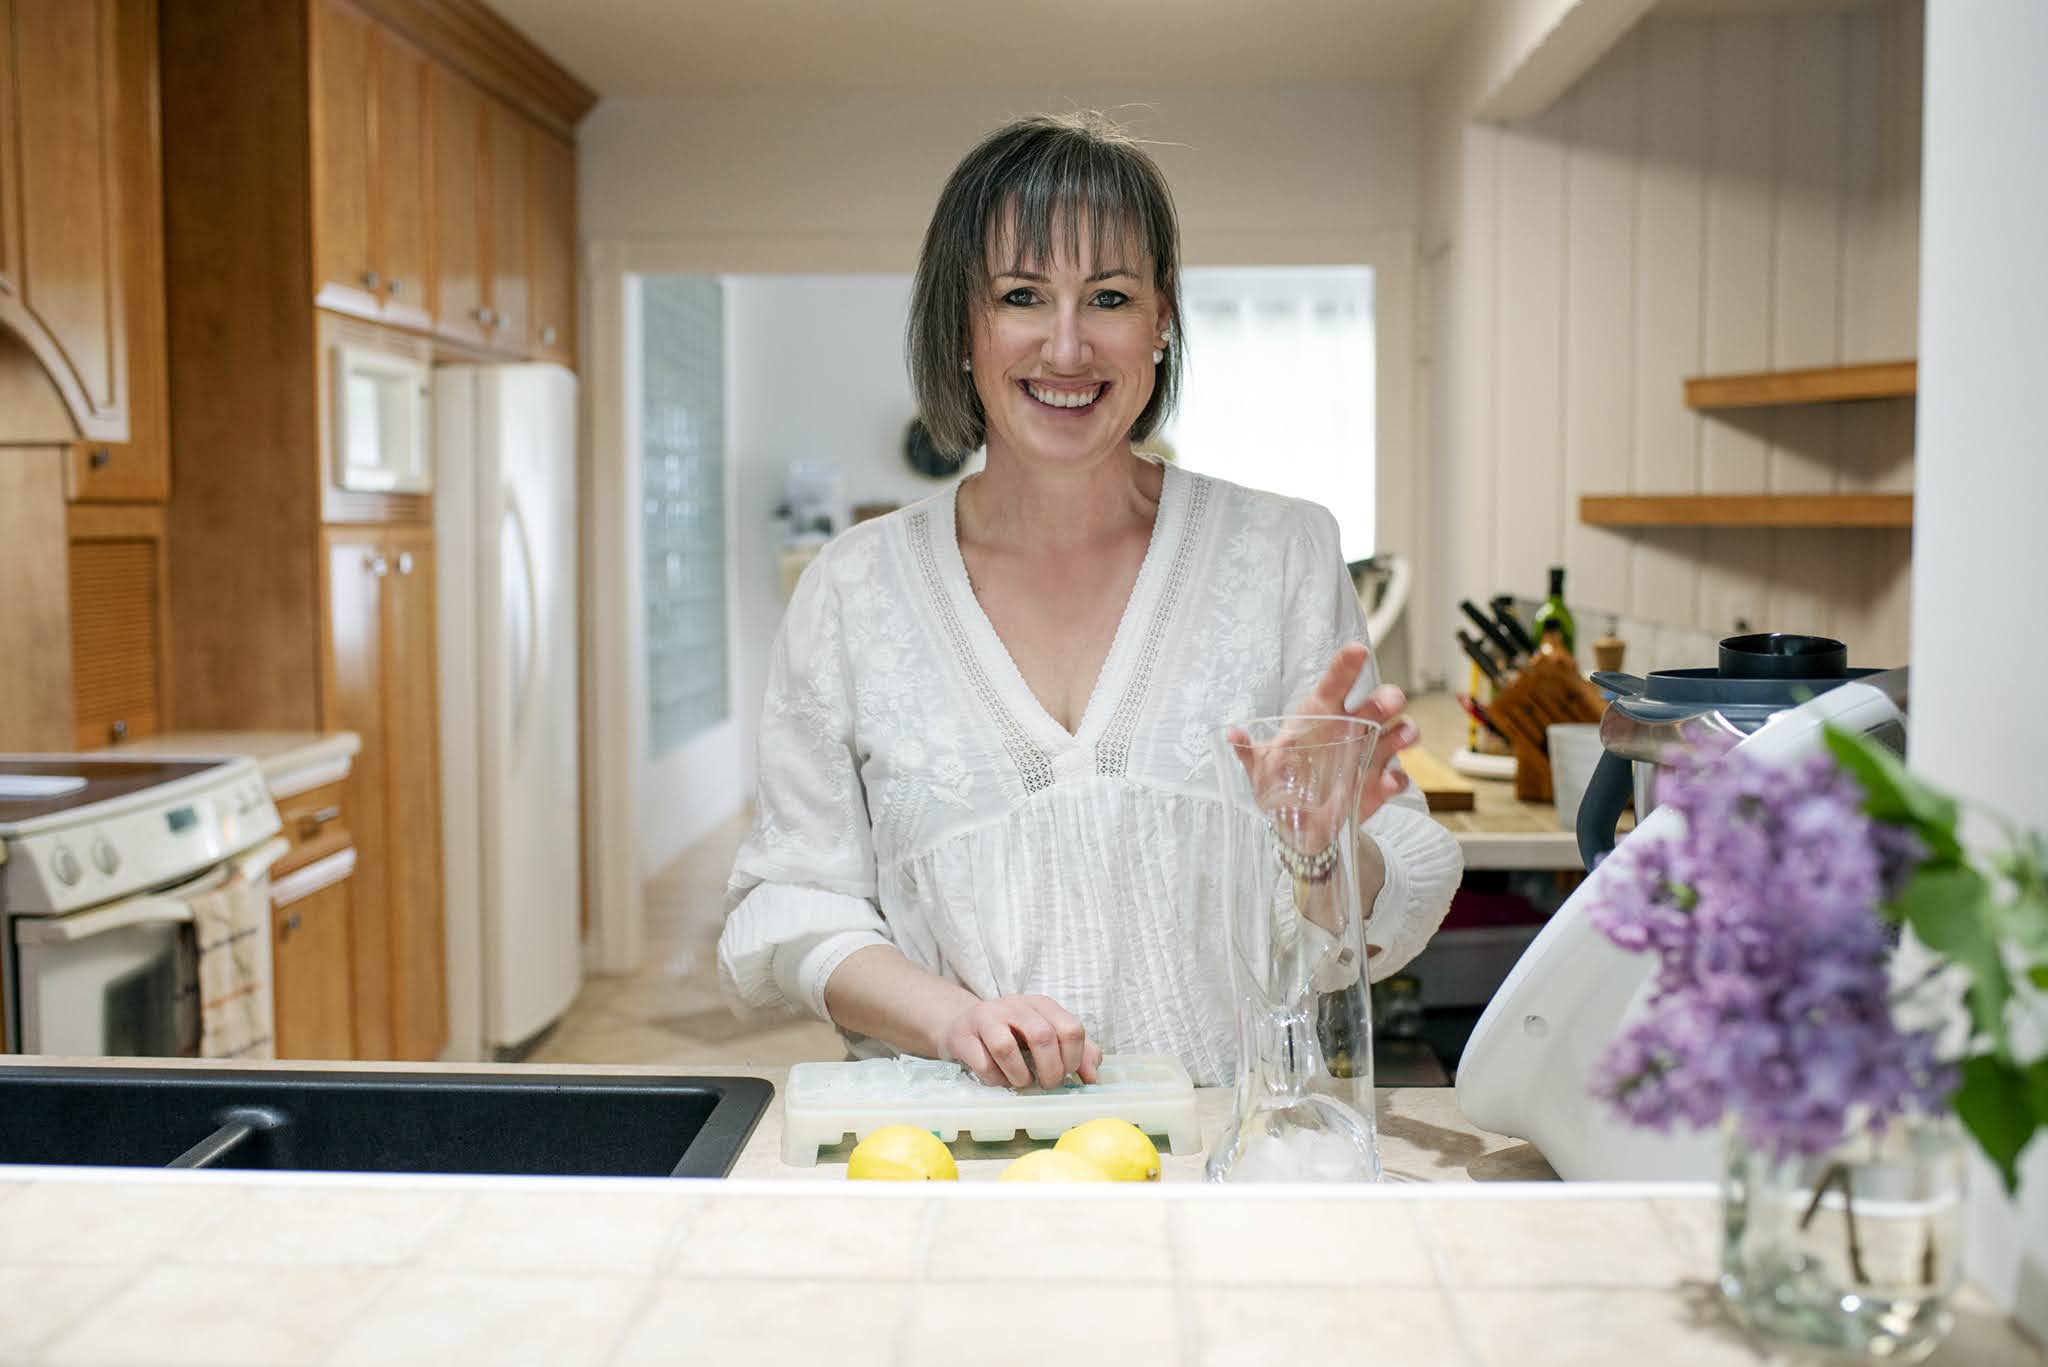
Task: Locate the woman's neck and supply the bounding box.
[959,444,1163,553]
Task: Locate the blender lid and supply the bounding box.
[1593,667,1889,730]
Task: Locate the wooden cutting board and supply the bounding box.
[1397,745,1476,813]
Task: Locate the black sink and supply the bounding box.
[0,1066,773,1178]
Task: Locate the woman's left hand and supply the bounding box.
[1222,642,1418,851]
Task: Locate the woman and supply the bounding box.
[719,112,1462,1089]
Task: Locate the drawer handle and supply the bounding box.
[297,805,342,839]
[272,846,356,909]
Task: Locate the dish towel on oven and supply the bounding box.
[188,861,278,1060]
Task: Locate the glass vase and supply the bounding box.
[1720,1115,1964,1363]
[1206,714,1383,1183]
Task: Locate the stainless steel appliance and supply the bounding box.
[1,756,283,1055]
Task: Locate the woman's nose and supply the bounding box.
[1043,304,1090,372]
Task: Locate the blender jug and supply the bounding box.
[1208,714,1383,1183]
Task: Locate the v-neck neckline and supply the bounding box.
[934,460,1187,750]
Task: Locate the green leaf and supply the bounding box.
[1893,866,2010,1049]
[2031,1058,2048,1124]
[2030,966,2048,992]
[1953,1055,2038,1196]
[1824,725,1965,863]
[2003,889,2048,958]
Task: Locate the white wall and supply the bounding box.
[1912,0,2048,1337]
[1421,4,1924,680]
[583,87,1418,252]
[724,274,963,795]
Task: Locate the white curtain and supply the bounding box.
[1164,267,1376,562]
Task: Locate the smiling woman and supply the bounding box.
[716,111,1462,1091]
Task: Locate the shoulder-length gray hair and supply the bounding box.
[907,111,1184,457]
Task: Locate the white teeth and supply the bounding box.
[1026,382,1102,409]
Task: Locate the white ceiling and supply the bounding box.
[481,0,1483,98]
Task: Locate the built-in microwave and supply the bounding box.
[332,344,432,493]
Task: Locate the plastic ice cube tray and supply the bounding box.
[779,1054,1201,1167]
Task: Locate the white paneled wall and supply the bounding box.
[1438,4,1923,673]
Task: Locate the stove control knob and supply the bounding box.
[53,846,83,886]
[92,837,120,876]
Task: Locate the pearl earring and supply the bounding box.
[1152,348,1163,365]
[961,357,972,373]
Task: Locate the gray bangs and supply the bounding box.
[908,111,1184,457]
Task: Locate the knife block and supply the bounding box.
[1485,649,1607,802]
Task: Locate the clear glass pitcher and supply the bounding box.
[1207,714,1383,1183]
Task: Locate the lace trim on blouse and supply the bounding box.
[908,508,1057,796]
[1094,475,1212,778]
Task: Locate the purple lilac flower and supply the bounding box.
[1587,747,1952,1160]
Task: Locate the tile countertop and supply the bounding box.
[91,731,361,799]
[0,1059,2040,1366]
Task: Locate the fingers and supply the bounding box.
[947,997,1101,1089]
[1023,995,1092,1086]
[1302,642,1370,715]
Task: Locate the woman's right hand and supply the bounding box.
[940,994,1102,1089]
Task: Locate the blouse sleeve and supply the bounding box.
[1279,501,1465,982]
[717,550,892,1023]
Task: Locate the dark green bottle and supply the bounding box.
[1532,566,1577,655]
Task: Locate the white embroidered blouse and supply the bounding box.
[718,461,1464,1086]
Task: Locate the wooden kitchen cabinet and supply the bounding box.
[66,0,170,503]
[0,0,129,443]
[312,0,434,332]
[482,95,530,352]
[529,127,576,364]
[321,526,444,1061]
[428,59,488,348]
[67,504,171,749]
[271,846,360,1061]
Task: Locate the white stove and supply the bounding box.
[1,756,283,1055]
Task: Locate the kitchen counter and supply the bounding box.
[1407,691,1621,871]
[92,731,361,799]
[0,1058,2038,1365]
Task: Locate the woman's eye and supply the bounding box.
[1001,288,1037,306]
[1092,290,1131,308]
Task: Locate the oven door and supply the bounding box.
[9,840,285,1057]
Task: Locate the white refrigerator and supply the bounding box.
[435,363,583,1058]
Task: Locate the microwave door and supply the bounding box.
[12,893,198,1058]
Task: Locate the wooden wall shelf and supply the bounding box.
[1684,360,1917,410]
[1580,494,1913,528]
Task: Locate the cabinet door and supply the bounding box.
[482,96,529,352]
[371,24,431,332]
[428,61,487,347]
[528,126,575,366]
[383,527,447,1060]
[323,527,393,1059]
[1,0,128,442]
[272,863,358,1060]
[68,505,169,749]
[310,0,378,319]
[68,0,167,502]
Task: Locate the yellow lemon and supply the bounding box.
[997,1149,1112,1183]
[1054,1118,1162,1182]
[846,1125,958,1181]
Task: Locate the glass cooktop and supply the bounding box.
[0,759,224,833]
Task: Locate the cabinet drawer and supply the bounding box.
[275,779,350,872]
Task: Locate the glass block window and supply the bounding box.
[640,276,729,758]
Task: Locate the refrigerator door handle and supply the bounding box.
[502,492,540,747]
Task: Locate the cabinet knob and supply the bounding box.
[283,912,302,936]
[362,269,381,290]
[540,325,558,347]
[397,550,415,575]
[475,307,497,327]
[89,447,112,469]
[387,278,402,297]
[109,719,128,742]
[298,805,342,839]
[369,554,390,577]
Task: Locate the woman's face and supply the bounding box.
[968,220,1170,472]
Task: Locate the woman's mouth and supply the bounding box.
[1022,380,1105,412]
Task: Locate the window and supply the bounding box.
[1162,267,1376,561]
[640,276,729,758]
